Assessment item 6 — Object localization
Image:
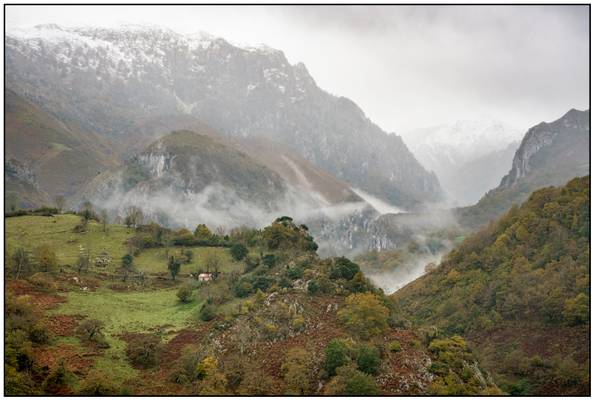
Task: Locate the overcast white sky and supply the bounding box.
[5,5,590,135]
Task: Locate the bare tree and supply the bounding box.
[205,250,221,279]
[215,225,226,236]
[54,195,65,213]
[6,193,19,213]
[124,206,144,230]
[11,248,30,279]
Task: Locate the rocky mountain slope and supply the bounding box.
[500,109,589,188]
[6,24,442,209]
[79,129,380,249]
[5,158,50,210]
[5,89,120,201]
[393,176,590,395]
[406,120,522,206]
[457,109,590,229]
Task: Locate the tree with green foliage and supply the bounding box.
[230,243,249,261]
[338,293,389,340]
[194,224,213,240]
[120,254,134,282]
[262,217,318,252]
[168,256,181,281]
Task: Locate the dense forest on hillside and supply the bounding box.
[393,176,590,395]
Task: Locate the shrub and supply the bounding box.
[29,273,56,292]
[169,346,222,385]
[330,257,360,281]
[42,361,73,394]
[244,256,260,273]
[356,344,381,375]
[262,254,277,268]
[307,280,319,295]
[338,293,389,339]
[182,249,194,264]
[77,319,109,348]
[279,277,292,289]
[388,341,402,353]
[230,243,249,261]
[199,304,217,322]
[125,334,162,368]
[177,286,194,303]
[317,276,335,294]
[29,324,50,345]
[324,364,379,395]
[345,271,372,293]
[78,370,119,395]
[286,266,304,280]
[127,234,161,250]
[233,280,253,298]
[324,339,350,376]
[251,276,273,292]
[291,316,305,331]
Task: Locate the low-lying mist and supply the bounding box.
[99,179,371,245]
[363,250,446,294]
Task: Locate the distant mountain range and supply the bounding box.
[6,23,442,209]
[4,24,590,257]
[406,120,523,206]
